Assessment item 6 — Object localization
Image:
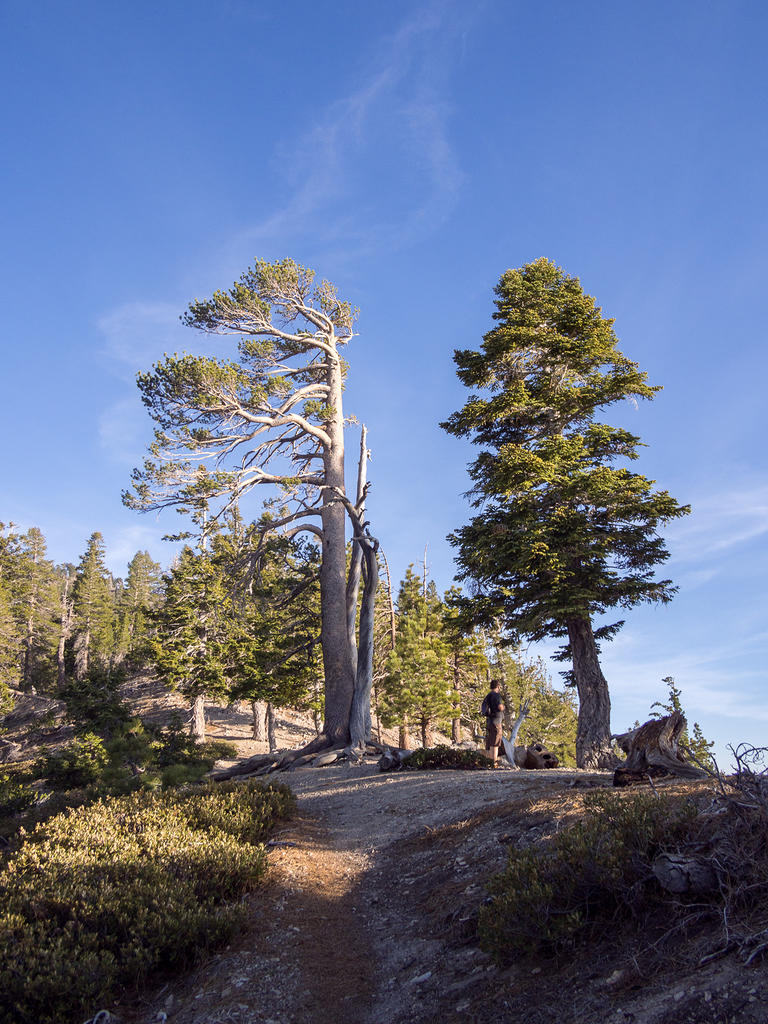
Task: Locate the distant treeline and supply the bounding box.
[0,518,578,759]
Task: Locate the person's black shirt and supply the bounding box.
[484,690,504,725]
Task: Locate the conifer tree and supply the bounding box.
[124,259,378,753]
[17,528,60,689]
[442,589,488,743]
[650,676,714,764]
[490,645,578,766]
[0,577,20,711]
[443,258,690,767]
[0,523,61,692]
[225,531,322,717]
[381,567,456,747]
[150,546,231,740]
[70,533,115,681]
[115,550,163,665]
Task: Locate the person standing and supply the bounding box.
[481,679,505,767]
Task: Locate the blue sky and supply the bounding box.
[2,0,766,762]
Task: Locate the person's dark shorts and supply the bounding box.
[485,721,503,749]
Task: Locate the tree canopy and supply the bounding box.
[124,259,377,752]
[442,258,690,767]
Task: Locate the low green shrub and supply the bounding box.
[0,780,295,1024]
[402,745,490,770]
[0,771,37,818]
[59,669,130,734]
[37,732,109,789]
[32,719,238,798]
[480,790,698,961]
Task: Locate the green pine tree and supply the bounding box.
[0,576,20,712]
[490,644,578,766]
[69,533,116,681]
[381,567,456,747]
[115,550,163,665]
[222,527,322,714]
[150,546,231,714]
[442,258,690,767]
[17,528,61,690]
[442,588,489,743]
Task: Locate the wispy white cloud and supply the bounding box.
[666,482,768,563]
[96,301,193,379]
[225,1,469,266]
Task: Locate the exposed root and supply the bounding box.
[210,734,350,780]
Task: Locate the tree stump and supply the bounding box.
[518,742,559,769]
[613,712,707,786]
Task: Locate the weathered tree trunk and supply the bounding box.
[372,678,382,743]
[399,719,410,750]
[319,355,356,744]
[74,626,90,682]
[421,717,434,748]
[266,702,277,753]
[56,572,72,690]
[251,700,267,742]
[613,712,707,785]
[451,654,462,743]
[349,534,379,750]
[567,616,614,769]
[191,694,206,743]
[345,426,369,677]
[378,746,415,771]
[651,853,717,893]
[514,743,559,769]
[345,430,378,753]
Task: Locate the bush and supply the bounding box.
[37,733,109,789]
[0,779,295,1024]
[480,790,698,961]
[59,669,129,734]
[0,771,36,818]
[402,745,490,771]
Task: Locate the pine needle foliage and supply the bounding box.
[442,259,690,766]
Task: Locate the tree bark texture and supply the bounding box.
[567,616,614,768]
[421,717,434,748]
[349,536,379,750]
[266,702,277,753]
[319,355,356,744]
[613,712,707,785]
[191,694,206,743]
[345,426,369,677]
[251,700,267,742]
[451,655,461,743]
[56,573,72,690]
[399,720,410,750]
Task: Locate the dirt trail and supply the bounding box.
[126,761,768,1024]
[133,762,584,1024]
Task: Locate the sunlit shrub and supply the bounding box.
[480,790,698,960]
[0,780,295,1024]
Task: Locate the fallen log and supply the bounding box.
[377,747,415,772]
[613,712,707,786]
